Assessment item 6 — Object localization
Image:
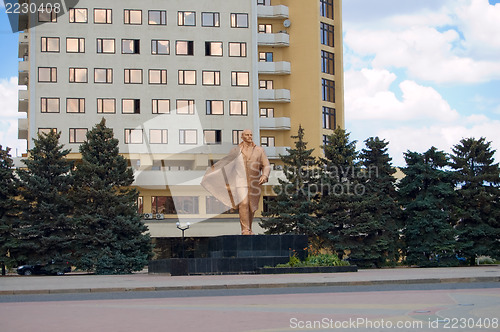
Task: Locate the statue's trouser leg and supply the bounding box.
[237,189,253,235]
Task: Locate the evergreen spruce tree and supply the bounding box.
[340,137,401,267]
[0,146,18,270]
[398,147,457,267]
[260,126,319,240]
[72,119,152,274]
[316,128,360,257]
[449,137,500,264]
[14,132,74,267]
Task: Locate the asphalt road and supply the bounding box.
[1,283,498,332]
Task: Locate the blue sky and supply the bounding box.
[0,0,499,166]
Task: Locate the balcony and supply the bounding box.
[19,61,29,86]
[263,146,290,159]
[257,5,289,19]
[259,117,291,131]
[18,89,28,113]
[18,118,28,140]
[259,89,291,103]
[18,32,29,58]
[258,61,291,75]
[257,32,289,47]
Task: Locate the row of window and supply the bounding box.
[38,127,276,147]
[38,67,250,86]
[42,38,248,57]
[40,98,250,116]
[40,8,249,28]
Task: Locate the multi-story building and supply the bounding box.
[17,0,344,237]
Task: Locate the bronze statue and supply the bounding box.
[202,129,271,235]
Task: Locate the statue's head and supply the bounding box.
[241,129,253,144]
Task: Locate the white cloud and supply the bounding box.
[345,68,459,122]
[343,0,500,83]
[0,77,26,156]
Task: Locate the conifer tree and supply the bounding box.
[260,126,319,239]
[341,137,401,267]
[398,147,457,267]
[0,146,18,270]
[14,132,74,266]
[72,118,152,274]
[449,137,500,264]
[316,128,360,257]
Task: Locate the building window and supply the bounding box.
[179,129,197,144]
[96,38,115,54]
[94,8,112,24]
[149,10,166,25]
[40,98,59,113]
[232,130,243,145]
[228,42,246,57]
[205,41,223,56]
[124,129,143,144]
[260,108,274,118]
[69,128,87,143]
[257,0,271,5]
[176,41,194,55]
[263,196,276,214]
[69,8,88,23]
[202,71,221,86]
[152,196,199,214]
[231,13,248,28]
[66,98,85,113]
[321,22,334,47]
[178,70,196,85]
[229,101,248,116]
[321,0,334,20]
[178,11,195,26]
[261,136,275,147]
[122,99,141,114]
[94,68,113,83]
[137,197,143,214]
[202,12,220,27]
[206,196,238,214]
[69,68,88,83]
[149,69,168,84]
[39,9,57,22]
[67,37,85,53]
[176,100,195,114]
[259,52,273,62]
[206,100,224,115]
[122,39,140,54]
[149,129,168,144]
[322,78,335,103]
[124,69,143,84]
[321,50,335,75]
[152,40,169,55]
[258,24,272,33]
[204,130,222,145]
[124,9,142,24]
[259,80,273,89]
[323,107,336,129]
[38,128,57,135]
[41,37,59,52]
[97,98,116,113]
[38,67,57,82]
[231,72,249,86]
[152,99,170,114]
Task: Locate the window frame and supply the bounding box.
[178,11,196,26]
[204,130,222,145]
[69,8,88,23]
[231,71,249,87]
[41,37,60,53]
[320,22,335,47]
[122,99,141,114]
[38,67,57,83]
[205,41,223,56]
[149,129,168,144]
[124,69,143,84]
[229,100,248,116]
[94,68,113,84]
[321,50,335,75]
[69,67,88,83]
[201,12,220,27]
[322,78,335,103]
[175,40,194,55]
[69,128,88,143]
[152,99,170,114]
[179,129,198,145]
[230,13,248,28]
[40,97,60,113]
[97,98,116,114]
[38,9,57,23]
[97,38,115,54]
[202,70,221,86]
[260,108,274,118]
[228,42,247,57]
[176,99,195,115]
[151,39,170,55]
[66,98,85,113]
[66,37,85,53]
[206,100,224,115]
[320,0,334,20]
[94,8,112,24]
[149,69,168,85]
[124,9,142,25]
[178,70,196,85]
[232,130,243,145]
[322,106,336,129]
[124,128,144,144]
[148,10,167,25]
[122,39,140,54]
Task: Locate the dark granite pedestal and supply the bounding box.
[148,234,307,275]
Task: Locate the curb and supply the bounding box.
[0,276,498,296]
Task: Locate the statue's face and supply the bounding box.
[241,130,253,143]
